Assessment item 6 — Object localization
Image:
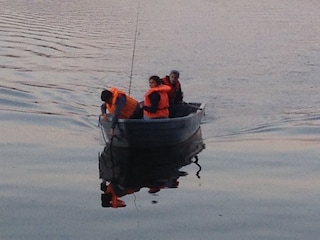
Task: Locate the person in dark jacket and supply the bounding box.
[161,70,183,104]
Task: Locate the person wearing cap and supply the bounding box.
[100,88,142,136]
[161,70,183,105]
[143,76,171,119]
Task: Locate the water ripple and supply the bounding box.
[0,1,137,74]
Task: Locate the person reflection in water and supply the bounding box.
[148,178,179,194]
[101,175,181,208]
[101,181,138,208]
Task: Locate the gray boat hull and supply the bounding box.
[99,102,206,148]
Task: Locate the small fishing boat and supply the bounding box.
[99,102,206,148]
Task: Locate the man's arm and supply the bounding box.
[101,103,107,114]
[143,92,160,113]
[111,95,126,129]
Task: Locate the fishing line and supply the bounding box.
[98,116,108,144]
[128,1,140,96]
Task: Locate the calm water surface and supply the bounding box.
[1,0,320,239]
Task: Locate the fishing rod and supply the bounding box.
[128,2,140,96]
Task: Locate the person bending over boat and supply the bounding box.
[101,181,138,208]
[161,70,183,105]
[143,76,171,119]
[101,88,142,136]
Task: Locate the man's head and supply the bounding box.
[169,70,180,84]
[101,90,112,103]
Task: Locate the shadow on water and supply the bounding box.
[98,128,205,208]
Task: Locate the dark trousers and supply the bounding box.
[130,105,143,119]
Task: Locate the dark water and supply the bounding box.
[1,0,320,239]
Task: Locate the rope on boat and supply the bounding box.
[98,115,123,147]
[193,155,202,179]
[128,1,140,96]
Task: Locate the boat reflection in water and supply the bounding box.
[99,127,205,208]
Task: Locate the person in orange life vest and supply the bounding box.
[143,76,171,119]
[101,182,138,208]
[161,70,183,105]
[101,88,142,136]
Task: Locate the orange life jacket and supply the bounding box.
[143,85,170,118]
[106,88,138,118]
[106,183,137,208]
[161,76,182,103]
[106,184,126,208]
